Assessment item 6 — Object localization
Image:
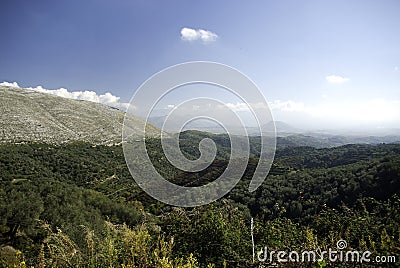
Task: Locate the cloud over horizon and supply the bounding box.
[2,81,398,129]
[269,100,305,112]
[0,81,129,109]
[325,75,350,84]
[161,99,400,129]
[180,27,218,43]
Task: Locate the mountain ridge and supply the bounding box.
[0,86,160,144]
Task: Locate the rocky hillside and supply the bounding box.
[0,86,159,144]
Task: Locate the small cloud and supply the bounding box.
[0,81,20,88]
[0,81,129,110]
[198,29,218,43]
[325,75,350,84]
[180,28,199,41]
[268,100,305,112]
[224,102,249,112]
[180,27,218,43]
[395,66,399,72]
[217,102,268,112]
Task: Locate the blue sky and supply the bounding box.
[1,0,399,129]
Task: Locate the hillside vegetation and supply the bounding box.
[0,86,160,145]
[0,136,399,267]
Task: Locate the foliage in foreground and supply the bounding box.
[2,221,204,268]
[2,197,399,267]
[0,141,399,267]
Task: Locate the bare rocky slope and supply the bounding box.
[0,86,160,144]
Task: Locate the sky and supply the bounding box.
[1,0,400,131]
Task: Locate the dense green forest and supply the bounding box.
[0,132,399,267]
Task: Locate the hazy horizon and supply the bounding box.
[1,81,399,136]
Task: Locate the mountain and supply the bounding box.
[148,115,223,133]
[148,116,300,136]
[0,86,160,144]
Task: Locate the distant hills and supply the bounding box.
[148,116,299,135]
[276,133,400,148]
[148,117,400,146]
[1,85,399,147]
[148,115,225,133]
[0,86,159,144]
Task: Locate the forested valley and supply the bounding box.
[1,131,399,267]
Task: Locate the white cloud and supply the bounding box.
[224,102,249,112]
[180,27,218,43]
[325,75,350,84]
[198,29,218,43]
[269,100,305,112]
[0,81,129,110]
[0,81,20,88]
[180,28,199,41]
[216,102,269,112]
[395,66,399,72]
